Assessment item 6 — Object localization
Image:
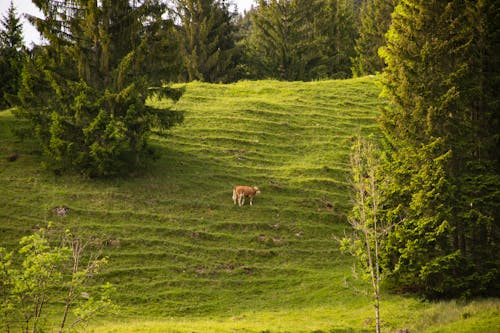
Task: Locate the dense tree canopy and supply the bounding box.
[245,0,356,80]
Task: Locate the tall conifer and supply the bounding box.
[319,0,357,78]
[247,0,299,80]
[0,0,25,108]
[351,0,398,76]
[379,0,499,298]
[176,0,239,83]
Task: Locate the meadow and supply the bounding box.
[0,77,498,332]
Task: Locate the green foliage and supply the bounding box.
[15,228,69,331]
[351,0,399,76]
[176,0,240,83]
[381,139,459,297]
[379,0,499,299]
[0,247,15,332]
[246,0,356,80]
[70,282,116,329]
[0,0,26,108]
[15,0,183,177]
[0,225,114,332]
[381,1,480,144]
[317,0,358,79]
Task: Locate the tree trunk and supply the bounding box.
[60,286,75,333]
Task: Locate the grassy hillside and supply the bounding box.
[1,77,498,332]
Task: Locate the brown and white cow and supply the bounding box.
[232,186,261,207]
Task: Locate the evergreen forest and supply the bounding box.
[0,0,498,332]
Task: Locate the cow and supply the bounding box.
[232,186,261,207]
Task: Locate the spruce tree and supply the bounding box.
[176,0,239,83]
[318,0,357,79]
[247,0,299,80]
[0,0,25,108]
[379,0,499,298]
[351,0,398,76]
[248,0,356,80]
[15,0,183,177]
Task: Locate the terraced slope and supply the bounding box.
[136,78,383,316]
[0,77,385,328]
[2,79,379,304]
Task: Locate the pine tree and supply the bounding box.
[0,0,25,108]
[15,0,183,176]
[247,0,298,80]
[351,0,398,76]
[318,0,357,79]
[379,0,499,298]
[247,0,356,80]
[176,0,239,83]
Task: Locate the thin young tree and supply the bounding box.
[14,228,69,333]
[59,230,114,333]
[0,247,15,333]
[341,137,386,333]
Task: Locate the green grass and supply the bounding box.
[1,77,498,332]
